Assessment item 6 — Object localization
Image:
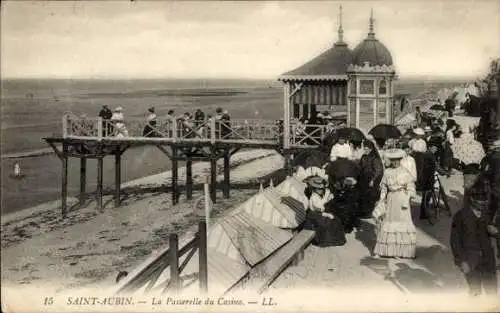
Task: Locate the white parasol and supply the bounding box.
[451,133,485,165]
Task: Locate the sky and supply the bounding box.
[1,0,499,79]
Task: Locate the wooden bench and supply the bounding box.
[227,229,315,294]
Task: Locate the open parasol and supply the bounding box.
[325,158,360,182]
[368,124,402,141]
[451,133,485,165]
[334,127,365,143]
[429,104,447,111]
[291,150,329,169]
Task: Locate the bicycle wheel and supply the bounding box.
[424,190,439,225]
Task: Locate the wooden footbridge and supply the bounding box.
[44,112,343,217]
[42,111,331,295]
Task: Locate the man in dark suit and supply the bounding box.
[98,104,113,136]
[481,139,500,265]
[413,148,437,220]
[450,181,498,296]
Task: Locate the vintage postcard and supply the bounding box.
[1,0,499,312]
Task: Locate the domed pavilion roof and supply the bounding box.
[352,10,393,66]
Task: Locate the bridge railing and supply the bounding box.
[62,113,343,147]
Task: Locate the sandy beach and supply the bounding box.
[1,149,284,291]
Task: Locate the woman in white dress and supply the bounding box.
[372,148,417,258]
[111,107,129,137]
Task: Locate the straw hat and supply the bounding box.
[413,128,425,136]
[424,126,432,132]
[304,176,328,189]
[114,106,123,112]
[384,148,405,160]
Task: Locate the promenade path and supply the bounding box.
[270,171,478,296]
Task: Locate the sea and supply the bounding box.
[0,77,471,214]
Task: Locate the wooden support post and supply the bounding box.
[114,151,122,207]
[210,154,217,204]
[97,146,104,212]
[210,118,216,144]
[79,157,86,206]
[284,150,293,176]
[198,220,208,294]
[61,143,69,218]
[171,146,178,205]
[169,233,180,291]
[97,117,103,138]
[495,70,500,127]
[62,113,68,138]
[186,158,193,200]
[283,83,291,151]
[223,151,230,198]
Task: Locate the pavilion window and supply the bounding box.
[379,80,387,95]
[359,99,375,129]
[360,80,375,95]
[377,100,387,124]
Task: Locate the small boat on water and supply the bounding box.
[10,162,25,179]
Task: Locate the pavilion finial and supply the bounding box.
[368,8,375,38]
[337,5,344,43]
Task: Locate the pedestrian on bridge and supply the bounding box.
[99,104,112,136]
[111,107,129,137]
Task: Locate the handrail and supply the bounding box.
[115,233,199,295]
[62,114,345,147]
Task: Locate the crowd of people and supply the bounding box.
[294,104,500,297]
[97,105,232,138]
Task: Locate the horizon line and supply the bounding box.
[0,74,481,81]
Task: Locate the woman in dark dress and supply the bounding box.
[303,176,346,247]
[358,139,384,218]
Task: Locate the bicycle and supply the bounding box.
[423,174,452,225]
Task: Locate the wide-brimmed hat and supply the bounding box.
[384,148,405,160]
[343,177,357,186]
[114,106,123,112]
[424,126,432,132]
[304,176,328,189]
[490,139,500,150]
[413,128,425,136]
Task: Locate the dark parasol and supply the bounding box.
[291,150,329,169]
[368,124,402,141]
[429,104,447,111]
[320,132,338,154]
[325,158,360,182]
[334,127,365,143]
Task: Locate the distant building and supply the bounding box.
[279,7,396,131]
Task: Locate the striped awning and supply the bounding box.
[292,82,347,106]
